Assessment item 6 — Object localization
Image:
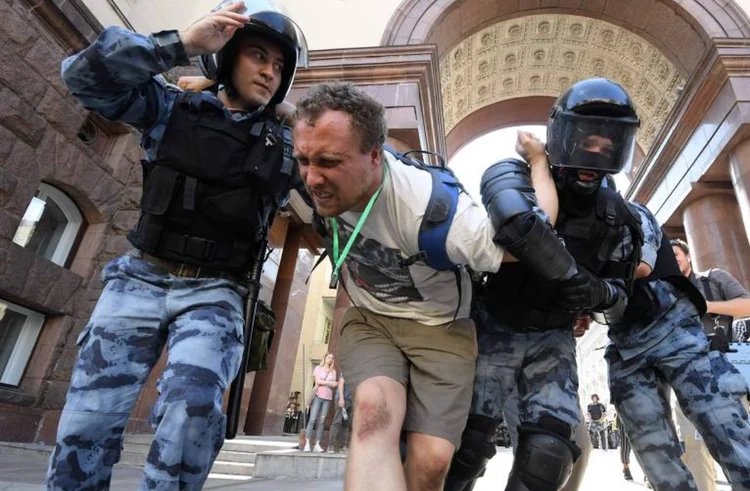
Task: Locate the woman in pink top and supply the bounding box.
[304,353,337,452]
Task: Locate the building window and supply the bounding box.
[12,183,83,266]
[321,317,332,345]
[0,299,45,387]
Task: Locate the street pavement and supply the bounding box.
[1,447,730,490]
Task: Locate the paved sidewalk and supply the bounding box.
[0,454,342,490]
[1,446,730,490]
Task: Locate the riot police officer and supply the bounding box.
[524,79,750,490]
[46,1,307,489]
[444,78,641,491]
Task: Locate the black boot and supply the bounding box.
[623,467,633,481]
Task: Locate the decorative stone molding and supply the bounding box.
[627,39,750,205]
[439,14,685,154]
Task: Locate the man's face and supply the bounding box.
[231,36,285,108]
[576,134,614,182]
[294,110,381,217]
[591,395,599,403]
[672,245,692,277]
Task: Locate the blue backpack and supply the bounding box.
[384,145,466,272]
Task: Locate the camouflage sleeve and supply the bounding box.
[61,26,190,132]
[630,202,662,269]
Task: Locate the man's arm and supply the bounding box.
[62,26,189,132]
[704,269,750,316]
[337,377,345,408]
[630,202,661,278]
[516,130,558,225]
[62,3,249,132]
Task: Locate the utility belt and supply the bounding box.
[138,250,244,283]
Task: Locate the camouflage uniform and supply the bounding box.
[46,27,254,490]
[605,204,750,491]
[471,308,581,436]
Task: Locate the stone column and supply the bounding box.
[244,223,314,434]
[730,138,750,247]
[682,192,750,289]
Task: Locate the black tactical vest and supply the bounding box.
[482,186,643,332]
[627,232,707,319]
[128,91,295,272]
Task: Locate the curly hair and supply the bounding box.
[294,82,387,153]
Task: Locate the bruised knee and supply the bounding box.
[355,398,393,440]
[353,381,402,441]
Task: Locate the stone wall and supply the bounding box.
[0,0,144,443]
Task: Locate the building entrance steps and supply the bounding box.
[0,434,300,478]
[254,451,347,479]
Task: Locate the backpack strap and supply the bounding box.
[385,146,465,321]
[699,275,715,301]
[418,167,462,271]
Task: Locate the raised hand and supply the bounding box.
[516,130,546,165]
[179,2,250,57]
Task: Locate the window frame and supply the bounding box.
[0,299,46,387]
[13,183,84,267]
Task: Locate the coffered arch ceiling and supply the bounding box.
[440,14,686,154]
[383,0,750,74]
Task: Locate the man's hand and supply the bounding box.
[177,76,216,91]
[516,131,547,166]
[338,398,345,408]
[179,2,250,57]
[556,267,616,311]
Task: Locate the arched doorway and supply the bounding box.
[382,0,750,285]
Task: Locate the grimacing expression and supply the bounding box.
[672,245,692,277]
[294,110,382,217]
[231,35,284,108]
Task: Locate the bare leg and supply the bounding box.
[404,432,455,491]
[345,376,407,491]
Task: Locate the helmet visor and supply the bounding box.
[213,0,308,67]
[547,113,639,174]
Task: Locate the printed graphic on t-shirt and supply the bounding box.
[337,218,423,304]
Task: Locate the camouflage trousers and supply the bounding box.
[45,252,246,491]
[471,308,581,433]
[607,318,750,491]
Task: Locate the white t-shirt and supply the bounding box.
[335,151,504,325]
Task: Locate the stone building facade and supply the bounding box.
[4,0,750,446]
[0,0,445,443]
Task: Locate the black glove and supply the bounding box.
[556,267,616,312]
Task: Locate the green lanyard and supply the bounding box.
[329,164,389,287]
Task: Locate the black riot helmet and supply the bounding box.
[547,78,640,192]
[199,0,308,107]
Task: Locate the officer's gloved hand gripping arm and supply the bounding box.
[480,131,577,282]
[61,3,248,132]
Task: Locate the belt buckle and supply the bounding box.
[176,263,203,278]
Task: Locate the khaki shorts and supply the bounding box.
[337,307,478,449]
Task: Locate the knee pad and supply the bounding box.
[444,415,498,491]
[505,419,581,491]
